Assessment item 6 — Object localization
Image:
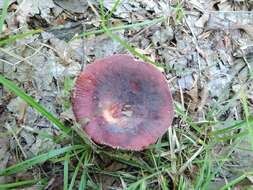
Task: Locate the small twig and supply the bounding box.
[178,146,203,174]
[0,47,33,66]
[25,43,50,59]
[0,58,15,66]
[105,0,121,20]
[5,123,27,159]
[13,45,44,66]
[179,84,185,110]
[87,0,100,18]
[242,56,252,72]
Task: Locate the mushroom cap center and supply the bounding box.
[102,103,133,126]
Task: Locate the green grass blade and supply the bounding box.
[139,180,147,190]
[68,153,85,190]
[101,151,153,172]
[0,29,42,46]
[215,131,248,142]
[101,21,167,69]
[125,172,161,190]
[105,0,121,20]
[102,25,165,69]
[50,149,85,163]
[71,124,98,150]
[0,179,39,189]
[219,172,253,190]
[250,70,253,79]
[240,90,253,151]
[78,151,92,190]
[0,145,83,176]
[72,17,164,40]
[0,0,9,33]
[194,153,212,189]
[99,0,105,19]
[175,104,202,134]
[202,135,246,189]
[175,0,185,22]
[0,75,71,136]
[98,0,167,70]
[178,176,187,190]
[78,169,87,190]
[64,153,70,190]
[210,119,253,136]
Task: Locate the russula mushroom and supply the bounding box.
[72,54,174,150]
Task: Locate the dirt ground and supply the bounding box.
[0,0,253,189]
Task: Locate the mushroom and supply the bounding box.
[72,54,174,150]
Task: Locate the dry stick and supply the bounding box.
[0,58,14,66]
[0,47,33,66]
[87,0,100,18]
[179,84,185,111]
[150,150,169,189]
[38,43,70,64]
[242,56,252,72]
[5,123,27,159]
[12,45,43,66]
[25,44,49,59]
[168,127,177,174]
[178,146,203,174]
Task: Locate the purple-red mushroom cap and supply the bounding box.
[72,54,174,151]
